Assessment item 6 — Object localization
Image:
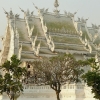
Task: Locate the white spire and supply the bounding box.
[51,40,55,52]
[88,43,92,53]
[54,0,60,14]
[48,39,55,52]
[31,36,41,56]
[32,36,37,51]
[26,9,30,16]
[84,36,88,46]
[29,25,34,38]
[33,42,41,56]
[33,3,39,10]
[54,0,59,8]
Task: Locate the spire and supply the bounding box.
[26,9,30,16]
[3,8,8,15]
[54,0,60,14]
[54,0,59,8]
[10,8,13,16]
[33,3,39,10]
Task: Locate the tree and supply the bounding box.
[30,54,85,100]
[0,55,26,100]
[82,58,100,100]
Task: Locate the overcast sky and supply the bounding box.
[0,0,100,46]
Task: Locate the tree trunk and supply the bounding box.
[56,91,60,100]
[9,93,19,100]
[11,96,18,100]
[50,81,61,100]
[10,98,17,100]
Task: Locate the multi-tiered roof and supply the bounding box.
[0,0,100,64]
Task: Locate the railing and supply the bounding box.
[23,83,85,90]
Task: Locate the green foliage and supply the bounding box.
[82,58,100,100]
[0,55,26,100]
[31,53,86,100]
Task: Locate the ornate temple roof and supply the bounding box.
[0,0,100,63]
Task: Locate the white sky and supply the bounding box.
[0,0,100,48]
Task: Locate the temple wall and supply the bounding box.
[1,83,96,100]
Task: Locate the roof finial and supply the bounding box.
[54,0,59,8]
[2,8,8,15]
[54,0,60,14]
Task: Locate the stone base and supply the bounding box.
[1,84,96,100]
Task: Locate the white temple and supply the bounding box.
[0,0,100,100]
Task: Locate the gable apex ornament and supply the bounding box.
[54,0,60,14]
[54,0,59,8]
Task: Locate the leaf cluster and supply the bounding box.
[0,55,26,99]
[82,58,100,100]
[29,53,88,100]
[32,54,85,86]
